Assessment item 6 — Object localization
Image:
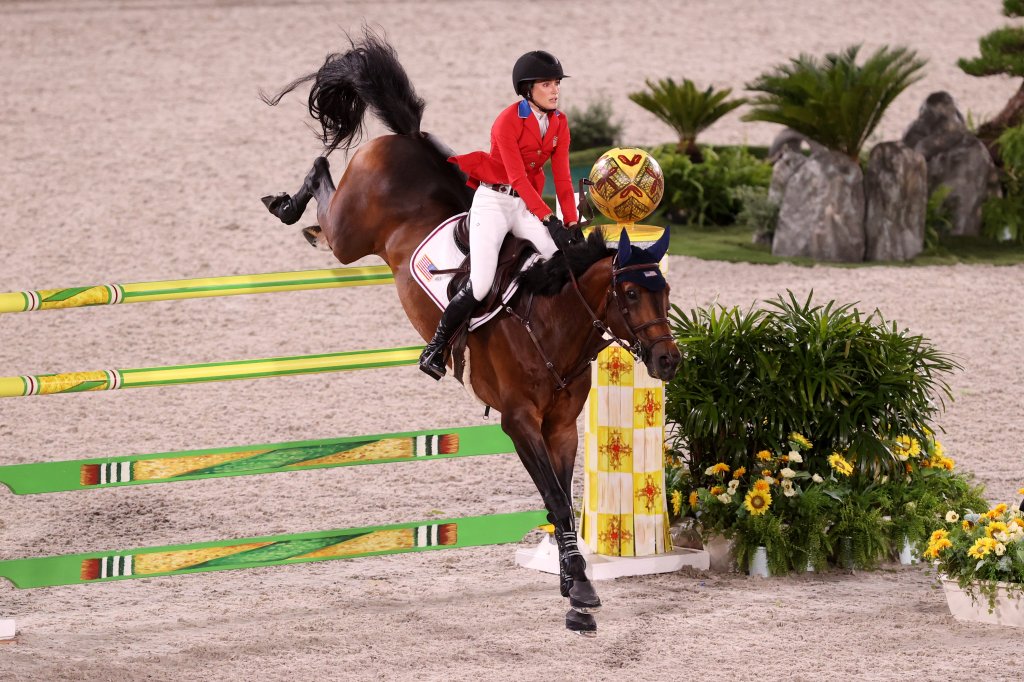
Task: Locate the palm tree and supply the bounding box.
[743,45,927,159]
[628,78,746,160]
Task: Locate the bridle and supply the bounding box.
[505,253,673,390]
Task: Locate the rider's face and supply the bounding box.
[530,79,561,110]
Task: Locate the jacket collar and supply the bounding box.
[518,98,562,118]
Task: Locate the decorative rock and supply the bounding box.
[903,91,995,236]
[771,149,866,261]
[864,141,927,261]
[767,128,824,164]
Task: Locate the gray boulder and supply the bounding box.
[864,142,928,261]
[771,149,866,261]
[903,91,995,236]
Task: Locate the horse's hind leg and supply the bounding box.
[262,156,335,226]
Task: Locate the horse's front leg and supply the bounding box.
[502,408,599,637]
[543,411,602,614]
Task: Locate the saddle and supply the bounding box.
[443,214,541,385]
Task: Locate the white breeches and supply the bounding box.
[468,185,558,301]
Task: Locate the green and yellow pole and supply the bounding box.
[0,265,394,314]
[0,511,548,589]
[0,345,421,398]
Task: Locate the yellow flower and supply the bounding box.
[732,466,747,479]
[962,519,974,532]
[706,462,730,476]
[986,521,1009,539]
[894,435,921,459]
[710,486,724,495]
[923,538,952,559]
[755,449,773,462]
[939,457,954,471]
[828,453,854,477]
[753,480,770,493]
[743,489,772,516]
[967,537,998,559]
[1018,487,1024,496]
[930,529,950,543]
[986,504,1008,520]
[689,491,699,508]
[671,490,682,516]
[931,440,944,457]
[789,432,812,449]
[761,468,772,478]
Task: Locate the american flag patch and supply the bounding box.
[415,254,437,281]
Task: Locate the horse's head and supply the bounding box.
[605,228,681,382]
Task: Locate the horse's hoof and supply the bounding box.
[569,580,602,614]
[565,609,597,637]
[261,193,302,225]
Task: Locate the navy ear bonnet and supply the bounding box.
[614,228,670,291]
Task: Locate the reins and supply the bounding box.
[504,252,671,391]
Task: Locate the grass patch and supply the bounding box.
[662,223,1024,266]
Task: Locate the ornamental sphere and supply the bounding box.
[587,147,664,224]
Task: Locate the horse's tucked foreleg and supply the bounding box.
[261,157,334,226]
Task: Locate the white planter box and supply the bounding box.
[941,577,1024,627]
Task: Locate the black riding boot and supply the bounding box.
[419,282,477,380]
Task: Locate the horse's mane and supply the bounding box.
[517,228,614,296]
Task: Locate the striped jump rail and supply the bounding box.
[0,425,514,495]
[0,345,422,398]
[0,510,548,589]
[0,265,394,314]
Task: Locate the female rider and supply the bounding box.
[419,50,581,379]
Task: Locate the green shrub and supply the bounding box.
[629,78,746,158]
[981,123,1024,244]
[566,98,623,151]
[744,45,926,158]
[731,186,779,240]
[651,145,771,226]
[663,292,983,573]
[665,291,959,477]
[924,185,954,251]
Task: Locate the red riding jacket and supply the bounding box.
[449,99,579,224]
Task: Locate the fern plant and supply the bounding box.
[829,485,891,570]
[743,45,926,159]
[629,78,746,159]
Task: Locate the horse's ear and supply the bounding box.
[616,229,632,263]
[645,226,670,262]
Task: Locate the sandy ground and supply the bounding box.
[1,0,1023,679]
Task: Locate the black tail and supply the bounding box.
[262,28,424,154]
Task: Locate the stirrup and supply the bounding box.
[418,345,446,380]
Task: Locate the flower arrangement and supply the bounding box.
[667,428,987,574]
[925,491,1024,611]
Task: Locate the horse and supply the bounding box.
[261,30,681,636]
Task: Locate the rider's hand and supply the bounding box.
[543,215,583,250]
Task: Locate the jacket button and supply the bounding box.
[537,150,542,154]
[529,161,536,168]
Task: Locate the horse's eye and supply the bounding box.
[626,288,640,301]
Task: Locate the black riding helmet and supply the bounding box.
[512,50,569,99]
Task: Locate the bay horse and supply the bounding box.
[261,31,680,636]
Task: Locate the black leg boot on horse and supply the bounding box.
[419,281,477,380]
[262,157,332,225]
[549,512,601,637]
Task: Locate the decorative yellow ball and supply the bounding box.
[587,147,664,224]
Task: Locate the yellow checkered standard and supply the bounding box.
[580,225,671,557]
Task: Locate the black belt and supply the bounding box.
[482,182,519,197]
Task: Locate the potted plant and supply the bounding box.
[925,494,1024,626]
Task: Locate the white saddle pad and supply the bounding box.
[410,213,539,332]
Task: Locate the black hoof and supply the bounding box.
[261,193,302,225]
[565,609,597,637]
[568,579,602,614]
